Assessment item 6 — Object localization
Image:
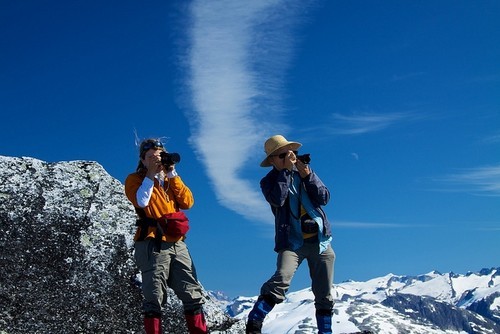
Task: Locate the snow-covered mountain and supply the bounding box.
[226,268,500,333]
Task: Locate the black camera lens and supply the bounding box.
[296,153,311,164]
[160,152,181,167]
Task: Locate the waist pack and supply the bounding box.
[159,211,190,238]
[300,213,318,234]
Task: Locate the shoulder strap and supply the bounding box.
[287,173,302,220]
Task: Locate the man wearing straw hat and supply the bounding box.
[245,135,336,334]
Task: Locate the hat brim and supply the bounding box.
[260,142,302,167]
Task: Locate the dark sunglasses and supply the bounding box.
[275,151,298,159]
[141,141,163,152]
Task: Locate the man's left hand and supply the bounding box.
[296,160,311,178]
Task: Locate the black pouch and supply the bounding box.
[301,214,318,233]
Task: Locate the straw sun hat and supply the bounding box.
[260,135,302,167]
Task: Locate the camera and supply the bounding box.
[160,151,181,167]
[296,153,311,164]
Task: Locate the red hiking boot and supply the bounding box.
[185,308,207,334]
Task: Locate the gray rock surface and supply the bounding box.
[0,156,242,334]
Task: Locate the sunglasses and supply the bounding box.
[274,151,298,159]
[141,141,163,152]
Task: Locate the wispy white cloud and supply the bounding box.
[474,226,500,231]
[336,220,500,230]
[334,221,417,228]
[185,0,310,223]
[328,111,422,135]
[481,132,500,144]
[435,164,500,196]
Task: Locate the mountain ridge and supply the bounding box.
[223,267,500,333]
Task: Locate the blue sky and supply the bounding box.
[1,0,499,298]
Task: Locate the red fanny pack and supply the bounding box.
[159,211,190,238]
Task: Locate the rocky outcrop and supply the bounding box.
[0,156,241,334]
